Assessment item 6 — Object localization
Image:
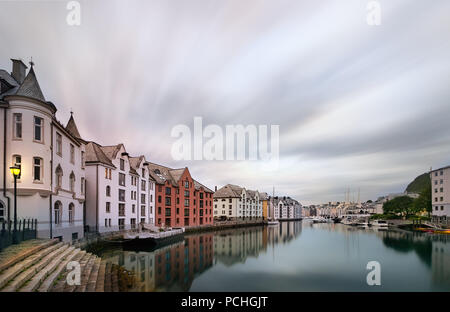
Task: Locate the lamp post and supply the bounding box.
[10,165,21,244]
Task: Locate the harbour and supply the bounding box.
[93,220,450,292]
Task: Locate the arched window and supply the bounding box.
[54,201,62,225]
[106,185,111,197]
[69,172,75,192]
[0,201,5,222]
[69,203,75,224]
[55,165,63,188]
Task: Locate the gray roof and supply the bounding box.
[214,184,244,198]
[14,65,45,102]
[65,114,81,139]
[85,142,115,167]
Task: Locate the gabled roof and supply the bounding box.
[214,184,244,198]
[147,162,190,187]
[194,180,213,193]
[85,142,115,167]
[65,114,81,139]
[100,144,124,160]
[15,65,45,102]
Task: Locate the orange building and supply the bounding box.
[148,163,213,227]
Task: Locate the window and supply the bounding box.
[54,201,62,225]
[184,199,189,207]
[185,181,189,188]
[165,197,171,206]
[109,169,111,180]
[69,144,74,164]
[106,185,111,196]
[33,157,43,182]
[105,168,108,179]
[119,189,125,202]
[184,190,189,197]
[165,187,171,195]
[118,218,125,230]
[13,113,22,139]
[69,172,75,192]
[141,194,146,204]
[0,201,5,222]
[132,204,135,213]
[119,173,126,186]
[141,206,146,216]
[119,204,125,217]
[12,155,21,179]
[165,208,171,216]
[106,202,111,213]
[81,151,85,168]
[158,196,161,203]
[69,203,74,224]
[56,133,62,155]
[141,180,146,191]
[200,193,204,199]
[34,116,43,142]
[81,178,85,194]
[105,218,108,228]
[142,168,145,176]
[120,159,125,171]
[55,165,63,188]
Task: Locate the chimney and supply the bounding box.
[214,186,217,192]
[11,59,28,84]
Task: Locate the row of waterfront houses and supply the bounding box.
[213,184,302,220]
[0,58,302,242]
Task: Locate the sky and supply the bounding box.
[1,0,450,205]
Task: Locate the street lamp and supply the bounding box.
[10,165,20,244]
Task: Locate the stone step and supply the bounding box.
[104,262,112,292]
[95,261,107,292]
[111,264,119,292]
[0,239,58,275]
[19,246,77,292]
[75,254,97,292]
[0,242,64,290]
[65,252,92,292]
[86,257,101,292]
[1,244,69,292]
[36,247,81,292]
[50,250,86,292]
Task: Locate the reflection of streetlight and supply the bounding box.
[10,165,21,244]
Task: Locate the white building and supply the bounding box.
[0,59,85,242]
[213,184,263,220]
[268,196,302,220]
[84,143,156,233]
[430,166,450,225]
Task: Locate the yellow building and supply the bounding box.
[261,192,269,220]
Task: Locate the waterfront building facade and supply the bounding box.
[147,163,213,228]
[0,59,85,242]
[268,196,302,220]
[430,166,450,225]
[213,184,263,220]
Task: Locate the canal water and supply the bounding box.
[95,221,450,291]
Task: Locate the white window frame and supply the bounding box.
[33,116,44,143]
[13,113,22,139]
[33,157,43,182]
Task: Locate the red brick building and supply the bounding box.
[148,163,213,227]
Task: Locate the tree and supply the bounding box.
[412,187,432,217]
[383,196,414,217]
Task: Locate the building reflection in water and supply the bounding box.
[101,222,302,291]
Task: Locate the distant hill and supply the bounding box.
[405,173,431,194]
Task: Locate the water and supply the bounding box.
[96,221,450,291]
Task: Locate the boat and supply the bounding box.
[267,219,279,226]
[371,220,389,228]
[312,217,327,223]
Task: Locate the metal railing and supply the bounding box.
[0,219,37,251]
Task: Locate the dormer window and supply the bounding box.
[154,169,160,174]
